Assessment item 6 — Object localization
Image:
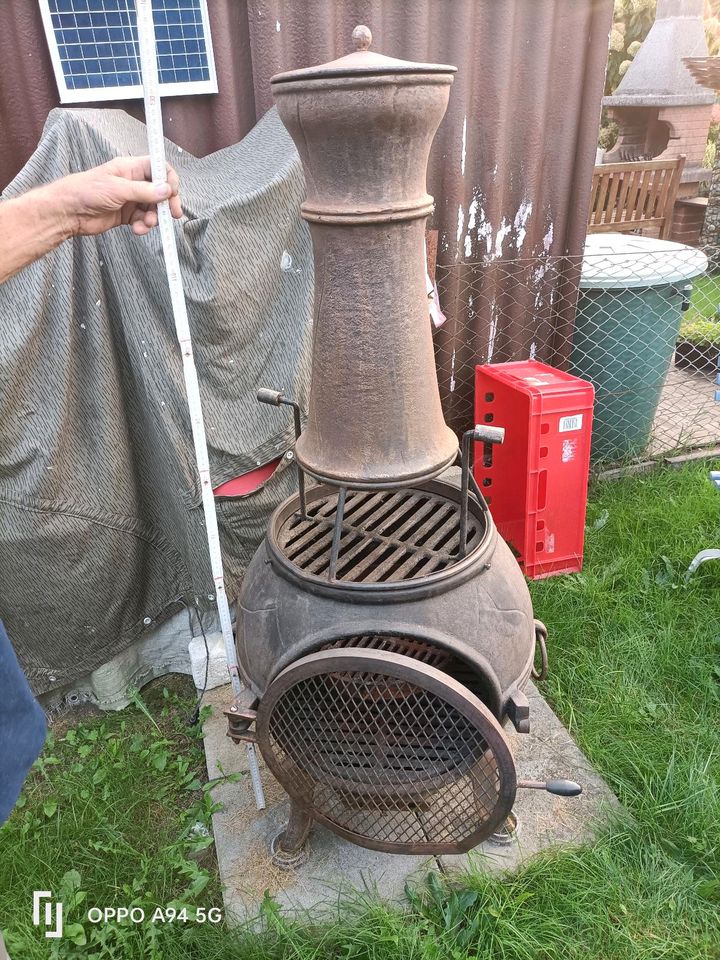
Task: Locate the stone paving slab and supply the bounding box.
[203,682,617,920]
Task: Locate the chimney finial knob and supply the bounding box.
[352,25,372,51]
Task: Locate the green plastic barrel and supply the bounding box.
[570,234,708,462]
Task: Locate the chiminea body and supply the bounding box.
[271,29,458,487]
[230,29,577,865]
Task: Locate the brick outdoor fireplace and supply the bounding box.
[602,0,714,243]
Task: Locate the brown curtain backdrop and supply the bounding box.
[0,0,613,432]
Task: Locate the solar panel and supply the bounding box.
[39,0,217,103]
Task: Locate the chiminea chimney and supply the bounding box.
[270,26,459,488]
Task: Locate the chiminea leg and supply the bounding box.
[488,809,519,846]
[270,801,313,869]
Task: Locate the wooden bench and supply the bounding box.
[587,155,685,240]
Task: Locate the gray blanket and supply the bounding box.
[0,107,313,693]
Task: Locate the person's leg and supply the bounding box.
[0,621,47,825]
[0,928,10,959]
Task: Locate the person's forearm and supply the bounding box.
[0,183,75,284]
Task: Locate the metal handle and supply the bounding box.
[517,778,582,797]
[458,423,507,558]
[256,386,306,518]
[472,424,505,445]
[257,387,285,406]
[532,620,548,681]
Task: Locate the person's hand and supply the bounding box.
[47,156,182,238]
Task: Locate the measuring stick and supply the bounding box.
[135,0,265,810]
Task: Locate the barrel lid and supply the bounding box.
[580,233,708,289]
[271,25,456,84]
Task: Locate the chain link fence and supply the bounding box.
[434,243,720,466]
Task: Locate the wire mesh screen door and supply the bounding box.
[434,244,720,465]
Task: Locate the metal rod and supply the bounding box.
[328,486,347,580]
[287,400,307,519]
[136,1,264,812]
[459,430,473,558]
[245,742,266,810]
[256,388,307,519]
[468,469,490,513]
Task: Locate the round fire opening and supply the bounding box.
[318,633,500,716]
[257,648,516,855]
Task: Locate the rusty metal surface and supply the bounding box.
[237,479,536,718]
[277,485,484,584]
[256,648,517,855]
[268,479,492,599]
[272,29,458,486]
[0,0,612,434]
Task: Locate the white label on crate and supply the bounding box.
[559,414,583,433]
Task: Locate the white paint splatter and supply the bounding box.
[460,116,467,176]
[450,350,456,393]
[529,341,537,360]
[492,163,498,179]
[494,218,511,259]
[513,200,533,250]
[464,196,479,258]
[456,204,465,244]
[276,19,281,31]
[543,222,554,253]
[467,197,478,231]
[280,250,293,271]
[478,210,492,254]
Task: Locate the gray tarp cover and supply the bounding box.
[0,107,312,695]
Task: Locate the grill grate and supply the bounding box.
[321,634,453,670]
[320,634,492,704]
[277,488,483,583]
[259,653,514,852]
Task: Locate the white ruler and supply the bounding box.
[135,0,265,810]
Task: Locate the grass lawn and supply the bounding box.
[685,272,720,325]
[1,463,719,958]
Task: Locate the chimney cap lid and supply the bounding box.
[271,25,456,84]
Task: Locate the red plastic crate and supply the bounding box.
[474,361,594,580]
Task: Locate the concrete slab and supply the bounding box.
[438,682,617,875]
[651,365,720,456]
[203,682,617,920]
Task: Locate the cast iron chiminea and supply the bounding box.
[227,27,580,865]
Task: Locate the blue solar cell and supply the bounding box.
[44,0,212,96]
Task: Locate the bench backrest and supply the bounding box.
[587,155,686,240]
